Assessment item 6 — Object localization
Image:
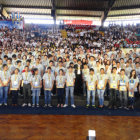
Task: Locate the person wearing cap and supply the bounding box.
[63,66,76,108]
[86,68,97,108]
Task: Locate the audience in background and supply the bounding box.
[0,25,139,110]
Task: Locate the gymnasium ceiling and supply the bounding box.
[0,0,140,22]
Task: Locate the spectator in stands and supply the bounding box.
[0,24,139,110]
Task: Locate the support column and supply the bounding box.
[51,0,56,33]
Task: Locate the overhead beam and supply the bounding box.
[3,4,140,12]
[8,12,101,18]
[8,12,51,16]
[51,0,56,33]
[108,13,140,17]
[3,5,52,9]
[112,5,140,10]
[51,0,56,18]
[56,7,105,11]
[57,14,101,17]
[101,0,116,26]
[3,4,105,11]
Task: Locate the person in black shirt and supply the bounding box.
[74,59,83,95]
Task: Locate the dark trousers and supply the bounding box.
[57,88,64,104]
[109,89,117,107]
[23,84,31,104]
[11,90,18,104]
[105,83,110,96]
[75,74,82,95]
[129,97,134,106]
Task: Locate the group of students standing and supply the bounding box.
[0,61,139,110]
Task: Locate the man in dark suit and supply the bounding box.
[74,59,83,95]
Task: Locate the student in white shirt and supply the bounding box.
[43,67,55,107]
[46,60,55,75]
[56,69,66,107]
[10,68,22,106]
[82,64,89,96]
[108,67,120,109]
[118,69,129,109]
[0,64,11,106]
[86,68,97,108]
[63,66,76,108]
[7,58,15,74]
[33,58,43,77]
[31,68,42,107]
[55,61,66,76]
[16,60,24,74]
[22,66,32,107]
[88,56,96,68]
[97,68,107,108]
[128,70,139,109]
[0,58,3,71]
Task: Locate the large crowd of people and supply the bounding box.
[0,24,139,110]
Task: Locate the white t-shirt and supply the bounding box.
[86,74,97,89]
[97,74,107,89]
[43,73,55,89]
[11,74,22,88]
[56,75,66,88]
